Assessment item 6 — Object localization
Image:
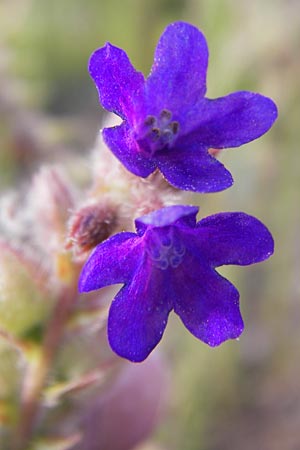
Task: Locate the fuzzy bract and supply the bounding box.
[79,205,274,362]
[89,22,278,192]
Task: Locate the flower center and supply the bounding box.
[145,228,185,270]
[137,109,180,156]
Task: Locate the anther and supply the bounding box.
[151,128,161,140]
[171,121,179,134]
[144,115,157,127]
[160,109,172,121]
[138,109,180,155]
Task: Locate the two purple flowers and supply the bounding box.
[79,22,277,362]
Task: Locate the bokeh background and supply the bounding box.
[0,0,299,449]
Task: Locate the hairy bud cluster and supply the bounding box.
[66,202,119,260]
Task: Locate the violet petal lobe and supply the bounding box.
[89,43,144,121]
[195,212,274,267]
[180,92,278,148]
[135,204,199,236]
[145,22,208,117]
[156,142,233,192]
[108,265,173,362]
[173,256,244,346]
[103,122,156,178]
[78,232,140,292]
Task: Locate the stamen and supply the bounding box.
[144,115,157,127]
[171,121,179,134]
[160,109,172,121]
[151,128,161,140]
[138,109,180,155]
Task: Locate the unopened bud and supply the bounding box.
[66,202,119,259]
[28,166,75,251]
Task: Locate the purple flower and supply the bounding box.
[89,21,278,193]
[79,205,274,362]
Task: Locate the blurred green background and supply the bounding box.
[0,0,299,449]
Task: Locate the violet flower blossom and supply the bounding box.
[89,22,278,193]
[79,205,274,362]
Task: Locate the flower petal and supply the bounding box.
[78,232,140,292]
[156,143,233,192]
[173,258,243,346]
[108,264,173,362]
[145,22,208,116]
[195,212,274,267]
[181,92,278,148]
[135,205,199,236]
[89,43,145,121]
[103,122,156,178]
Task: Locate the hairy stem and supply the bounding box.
[15,284,77,449]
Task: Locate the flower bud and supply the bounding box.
[28,166,75,251]
[66,202,119,260]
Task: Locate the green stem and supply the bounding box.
[14,285,77,450]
